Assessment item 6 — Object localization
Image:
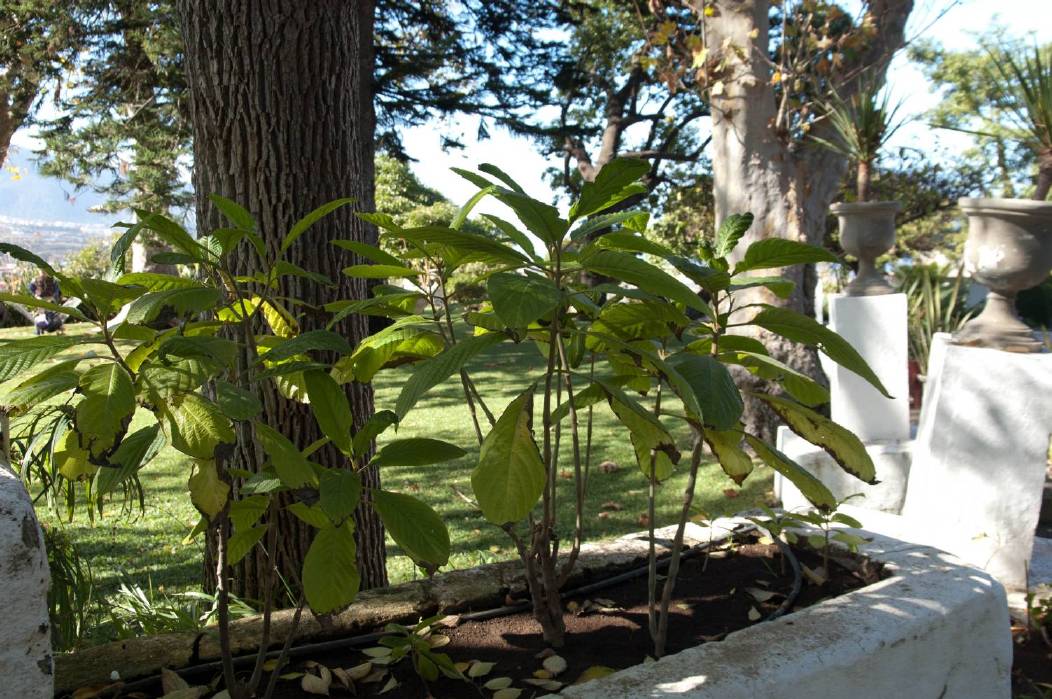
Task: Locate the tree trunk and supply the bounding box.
[707,0,911,440]
[177,0,387,599]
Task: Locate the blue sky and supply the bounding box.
[7,0,1052,226]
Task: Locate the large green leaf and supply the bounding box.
[714,213,754,258]
[667,354,743,430]
[720,350,830,407]
[303,521,360,614]
[754,393,877,483]
[751,306,891,397]
[95,424,165,497]
[596,231,675,258]
[125,286,221,324]
[214,381,263,420]
[318,469,362,523]
[188,460,230,519]
[117,272,204,292]
[304,370,353,453]
[343,264,420,279]
[471,389,545,524]
[2,371,79,407]
[158,335,238,367]
[734,239,837,274]
[395,333,504,419]
[728,274,795,299]
[372,489,451,572]
[0,242,57,275]
[495,189,569,245]
[255,422,317,488]
[487,272,561,328]
[396,225,530,266]
[703,429,754,485]
[263,330,354,363]
[0,293,88,321]
[351,410,398,457]
[579,249,707,313]
[569,209,650,242]
[76,363,136,457]
[209,194,256,231]
[332,239,403,266]
[371,438,467,467]
[280,198,355,253]
[601,381,679,480]
[745,434,836,511]
[0,335,81,383]
[569,158,650,222]
[227,525,268,566]
[163,394,235,460]
[138,358,221,399]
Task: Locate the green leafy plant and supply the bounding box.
[811,74,905,201]
[985,41,1052,199]
[106,577,256,639]
[344,158,888,656]
[363,615,464,690]
[896,262,976,369]
[0,197,456,699]
[44,525,97,651]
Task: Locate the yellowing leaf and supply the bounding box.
[575,665,616,685]
[187,460,229,519]
[467,660,496,678]
[542,655,568,676]
[711,80,725,96]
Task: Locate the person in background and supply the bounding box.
[28,273,63,335]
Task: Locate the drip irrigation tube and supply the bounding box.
[118,526,762,694]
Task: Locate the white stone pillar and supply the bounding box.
[775,293,913,514]
[0,460,52,695]
[827,293,911,442]
[902,333,1052,590]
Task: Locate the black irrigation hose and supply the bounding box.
[117,526,761,694]
[767,536,803,622]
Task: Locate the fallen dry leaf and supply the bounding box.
[467,660,496,678]
[542,655,568,676]
[598,460,619,473]
[600,500,623,511]
[484,677,514,690]
[637,513,651,527]
[436,614,461,628]
[747,607,762,622]
[722,488,740,499]
[575,665,616,685]
[345,662,373,681]
[524,678,564,691]
[493,689,522,699]
[301,666,332,696]
[161,668,190,695]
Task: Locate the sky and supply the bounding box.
[7,0,1052,227]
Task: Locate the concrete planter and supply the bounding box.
[555,512,1011,699]
[830,201,900,296]
[55,515,1011,698]
[955,197,1052,352]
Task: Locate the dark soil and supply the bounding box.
[1012,625,1052,698]
[258,537,882,699]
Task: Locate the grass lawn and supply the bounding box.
[2,321,773,622]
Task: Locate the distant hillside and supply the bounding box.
[0,149,124,225]
[0,149,125,265]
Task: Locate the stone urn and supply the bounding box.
[830,201,901,296]
[954,198,1052,352]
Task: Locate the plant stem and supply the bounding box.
[214,515,239,696]
[646,383,664,642]
[655,436,704,658]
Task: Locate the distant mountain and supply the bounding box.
[0,148,124,226]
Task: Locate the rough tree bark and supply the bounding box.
[707,0,912,440]
[177,0,387,597]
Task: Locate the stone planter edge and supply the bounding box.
[554,516,1012,699]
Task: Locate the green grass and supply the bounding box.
[3,323,772,630]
